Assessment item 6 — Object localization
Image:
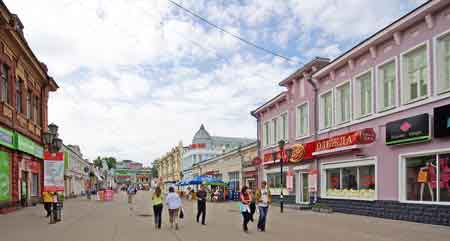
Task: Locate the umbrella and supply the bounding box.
[203,177,227,186]
[188,175,208,185]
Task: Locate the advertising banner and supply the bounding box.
[286,170,294,193]
[386,113,430,145]
[44,152,65,192]
[308,169,318,192]
[0,152,10,201]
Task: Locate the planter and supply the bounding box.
[320,208,333,213]
[312,207,321,212]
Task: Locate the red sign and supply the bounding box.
[43,152,65,192]
[263,128,376,164]
[244,171,257,177]
[251,157,262,166]
[29,161,40,173]
[189,143,206,149]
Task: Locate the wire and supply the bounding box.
[167,0,300,65]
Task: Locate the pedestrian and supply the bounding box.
[166,186,182,230]
[240,186,252,233]
[196,184,207,225]
[152,186,163,229]
[42,191,52,217]
[249,190,256,222]
[255,181,272,232]
[127,184,137,215]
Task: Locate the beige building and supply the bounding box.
[192,142,257,192]
[156,141,183,183]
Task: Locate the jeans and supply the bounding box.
[257,206,269,231]
[153,204,163,228]
[197,200,206,224]
[242,211,251,231]
[44,203,51,217]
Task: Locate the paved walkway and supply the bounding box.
[1,191,450,241]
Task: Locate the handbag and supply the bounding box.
[179,208,184,219]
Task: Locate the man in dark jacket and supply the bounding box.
[196,184,207,225]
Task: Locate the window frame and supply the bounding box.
[319,89,334,130]
[398,148,450,205]
[279,111,289,142]
[353,68,375,120]
[262,121,270,147]
[1,64,9,104]
[400,40,431,105]
[320,157,378,201]
[334,80,352,125]
[375,56,399,112]
[15,78,22,113]
[433,28,450,96]
[295,101,309,139]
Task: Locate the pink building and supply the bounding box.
[252,0,450,225]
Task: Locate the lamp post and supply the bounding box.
[43,123,63,224]
[278,140,285,213]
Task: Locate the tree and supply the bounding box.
[93,157,103,168]
[93,156,117,170]
[151,159,159,178]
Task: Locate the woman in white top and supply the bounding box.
[166,186,182,230]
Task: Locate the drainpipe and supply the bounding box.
[305,73,319,204]
[251,111,261,187]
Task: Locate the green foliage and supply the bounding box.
[93,156,117,170]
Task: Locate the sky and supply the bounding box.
[4,0,426,166]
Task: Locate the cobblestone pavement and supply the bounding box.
[1,191,450,241]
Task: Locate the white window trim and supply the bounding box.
[433,27,450,96]
[400,40,431,105]
[375,56,399,113]
[334,80,352,125]
[262,112,289,150]
[398,148,450,205]
[320,157,378,201]
[262,120,269,148]
[319,88,334,131]
[295,101,310,138]
[353,68,375,120]
[280,111,289,142]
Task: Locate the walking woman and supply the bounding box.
[166,186,182,230]
[255,181,272,232]
[152,186,163,229]
[240,186,252,233]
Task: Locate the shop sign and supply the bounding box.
[0,151,10,201]
[434,104,450,138]
[189,143,206,149]
[29,161,40,173]
[0,127,14,149]
[251,157,262,166]
[386,113,430,145]
[43,152,65,192]
[263,128,376,164]
[15,133,44,159]
[286,170,294,193]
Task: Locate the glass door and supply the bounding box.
[301,172,310,203]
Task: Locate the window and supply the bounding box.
[228,172,240,192]
[403,152,450,203]
[31,173,39,196]
[436,33,450,94]
[16,79,22,113]
[335,82,351,124]
[323,161,376,199]
[1,65,9,103]
[354,71,373,118]
[33,96,37,122]
[26,90,32,119]
[402,44,428,103]
[320,91,333,129]
[377,60,396,110]
[267,173,286,188]
[280,113,288,141]
[296,103,309,137]
[271,118,277,145]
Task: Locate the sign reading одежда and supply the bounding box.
[386,113,430,145]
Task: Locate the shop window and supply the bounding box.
[31,173,39,196]
[267,173,286,189]
[401,44,428,104]
[405,153,450,202]
[324,163,376,199]
[228,171,240,192]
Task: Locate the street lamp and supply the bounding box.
[42,123,63,224]
[278,140,285,213]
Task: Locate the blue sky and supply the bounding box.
[4,0,426,165]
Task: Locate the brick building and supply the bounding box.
[0,1,58,213]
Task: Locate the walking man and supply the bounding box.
[196,184,207,225]
[42,191,52,217]
[127,185,137,215]
[255,181,272,232]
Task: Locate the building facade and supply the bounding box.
[0,2,58,213]
[63,145,89,197]
[115,160,150,186]
[253,0,450,225]
[182,124,255,180]
[192,142,258,192]
[156,141,183,183]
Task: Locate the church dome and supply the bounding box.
[192,124,212,144]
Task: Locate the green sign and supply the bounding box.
[64,150,69,170]
[15,133,44,159]
[115,169,132,176]
[0,127,14,149]
[0,151,10,201]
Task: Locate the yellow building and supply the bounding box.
[156,141,183,183]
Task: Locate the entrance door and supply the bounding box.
[21,171,28,206]
[296,172,309,204]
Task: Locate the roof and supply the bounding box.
[193,141,258,166]
[278,57,330,86]
[211,136,255,144]
[192,124,212,143]
[251,91,287,116]
[314,0,438,78]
